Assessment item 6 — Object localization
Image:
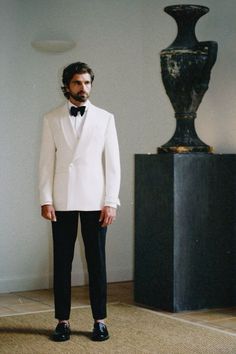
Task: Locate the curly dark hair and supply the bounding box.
[61,62,95,99]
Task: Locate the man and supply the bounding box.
[39,62,120,342]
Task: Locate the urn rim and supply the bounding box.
[164,4,209,16]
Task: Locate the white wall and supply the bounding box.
[1,0,236,292]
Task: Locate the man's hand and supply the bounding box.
[99,206,116,227]
[41,205,57,222]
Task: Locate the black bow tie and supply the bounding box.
[70,106,86,117]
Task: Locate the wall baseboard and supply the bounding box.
[0,275,51,294]
[0,268,133,293]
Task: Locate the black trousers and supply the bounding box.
[51,211,107,321]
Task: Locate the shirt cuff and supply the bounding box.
[104,202,118,209]
[41,201,53,206]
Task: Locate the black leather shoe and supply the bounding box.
[52,322,71,342]
[92,322,109,341]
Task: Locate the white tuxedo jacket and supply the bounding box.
[39,101,120,211]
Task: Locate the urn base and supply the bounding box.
[157,145,213,154]
[157,114,213,154]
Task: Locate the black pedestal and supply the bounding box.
[134,154,236,312]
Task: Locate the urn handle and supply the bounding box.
[196,41,218,92]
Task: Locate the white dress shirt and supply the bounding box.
[68,101,87,139]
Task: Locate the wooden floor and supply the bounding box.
[0,281,236,334]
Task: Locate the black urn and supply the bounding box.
[158,5,218,153]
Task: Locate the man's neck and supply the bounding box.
[69,98,87,107]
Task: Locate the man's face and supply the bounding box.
[67,72,92,104]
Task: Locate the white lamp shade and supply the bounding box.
[31,40,76,53]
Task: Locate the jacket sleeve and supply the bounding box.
[39,116,56,206]
[104,114,121,208]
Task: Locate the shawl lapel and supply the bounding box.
[60,103,77,150]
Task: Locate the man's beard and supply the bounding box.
[70,91,89,102]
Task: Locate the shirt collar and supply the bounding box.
[68,99,90,113]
